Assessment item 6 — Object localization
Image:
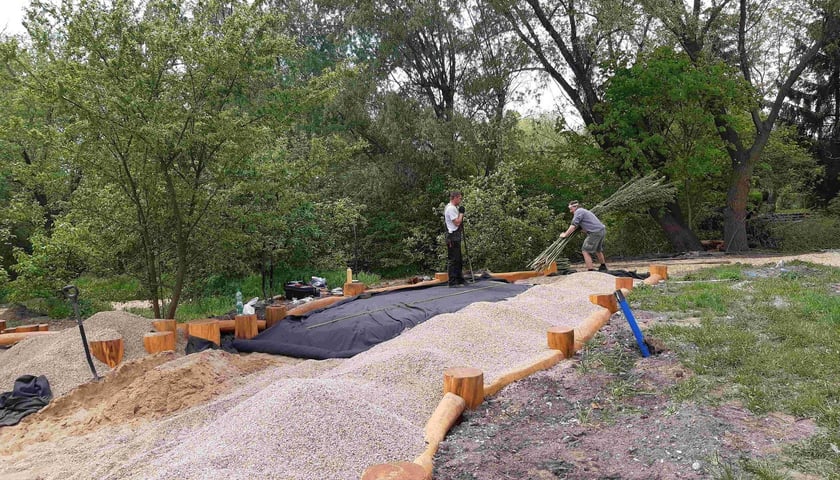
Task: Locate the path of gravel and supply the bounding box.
[0,272,619,480]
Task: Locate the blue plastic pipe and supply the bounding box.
[614,289,650,357]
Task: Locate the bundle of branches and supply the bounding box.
[529,174,677,271]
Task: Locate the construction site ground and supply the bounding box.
[0,250,837,479]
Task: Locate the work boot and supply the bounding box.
[598,264,608,272]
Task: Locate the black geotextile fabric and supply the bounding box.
[0,375,52,427]
[606,269,650,279]
[231,278,531,359]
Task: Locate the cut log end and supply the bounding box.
[265,305,287,329]
[152,319,177,333]
[547,327,575,358]
[434,272,449,283]
[234,314,258,339]
[343,281,366,297]
[588,293,618,313]
[187,320,220,346]
[89,337,125,368]
[361,461,430,480]
[143,331,176,354]
[615,277,634,291]
[443,367,484,410]
[649,264,668,280]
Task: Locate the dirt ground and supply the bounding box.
[434,251,839,480]
[433,321,819,480]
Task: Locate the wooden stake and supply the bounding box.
[234,314,258,339]
[588,293,618,313]
[615,277,634,291]
[187,320,220,346]
[152,319,177,333]
[649,264,668,279]
[434,272,449,283]
[547,327,575,358]
[443,367,484,409]
[143,331,176,354]
[343,281,366,297]
[14,324,40,333]
[0,331,58,346]
[89,337,124,368]
[265,305,287,329]
[346,267,353,284]
[361,462,430,480]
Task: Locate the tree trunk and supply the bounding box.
[724,161,753,252]
[649,202,703,252]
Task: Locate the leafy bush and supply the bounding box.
[770,215,840,252]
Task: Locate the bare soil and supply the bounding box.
[433,321,819,480]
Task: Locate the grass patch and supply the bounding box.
[639,261,840,477]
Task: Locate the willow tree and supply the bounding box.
[7,0,333,317]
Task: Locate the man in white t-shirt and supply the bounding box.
[444,191,466,287]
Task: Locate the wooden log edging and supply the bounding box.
[0,331,59,346]
[361,265,668,479]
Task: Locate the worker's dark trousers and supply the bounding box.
[447,237,464,285]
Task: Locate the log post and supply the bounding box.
[89,337,125,368]
[152,319,177,333]
[588,293,618,313]
[542,261,558,275]
[15,324,40,333]
[187,320,220,346]
[443,367,484,409]
[644,273,663,286]
[265,305,287,329]
[0,319,5,332]
[547,327,575,358]
[615,277,634,291]
[37,323,49,331]
[361,462,430,480]
[0,331,58,346]
[343,281,366,297]
[143,331,176,354]
[434,272,449,283]
[234,314,258,339]
[649,264,668,279]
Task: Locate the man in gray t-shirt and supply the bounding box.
[559,200,608,272]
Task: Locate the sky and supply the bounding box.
[0,0,27,36]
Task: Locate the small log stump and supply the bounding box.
[187,320,220,346]
[434,272,449,283]
[37,323,49,331]
[443,367,484,410]
[547,327,575,358]
[361,462,430,480]
[89,337,124,368]
[615,277,634,291]
[152,319,177,333]
[265,305,287,329]
[649,264,668,279]
[14,324,40,333]
[589,293,618,313]
[234,314,258,339]
[542,261,558,275]
[0,319,6,332]
[143,331,176,354]
[343,281,366,297]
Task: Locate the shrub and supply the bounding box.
[770,215,840,252]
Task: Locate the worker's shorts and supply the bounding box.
[582,228,606,253]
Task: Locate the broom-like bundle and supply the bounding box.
[529,174,677,271]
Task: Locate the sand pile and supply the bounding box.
[0,311,155,396]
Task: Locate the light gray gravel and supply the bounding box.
[0,272,621,479]
[0,311,154,396]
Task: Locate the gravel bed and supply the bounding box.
[0,311,154,396]
[0,272,620,479]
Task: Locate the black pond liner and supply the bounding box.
[231,277,531,359]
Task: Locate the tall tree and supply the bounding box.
[8,0,332,317]
[643,0,840,250]
[491,0,706,251]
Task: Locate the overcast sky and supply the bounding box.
[0,0,27,36]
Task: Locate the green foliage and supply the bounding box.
[640,262,840,476]
[770,215,840,252]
